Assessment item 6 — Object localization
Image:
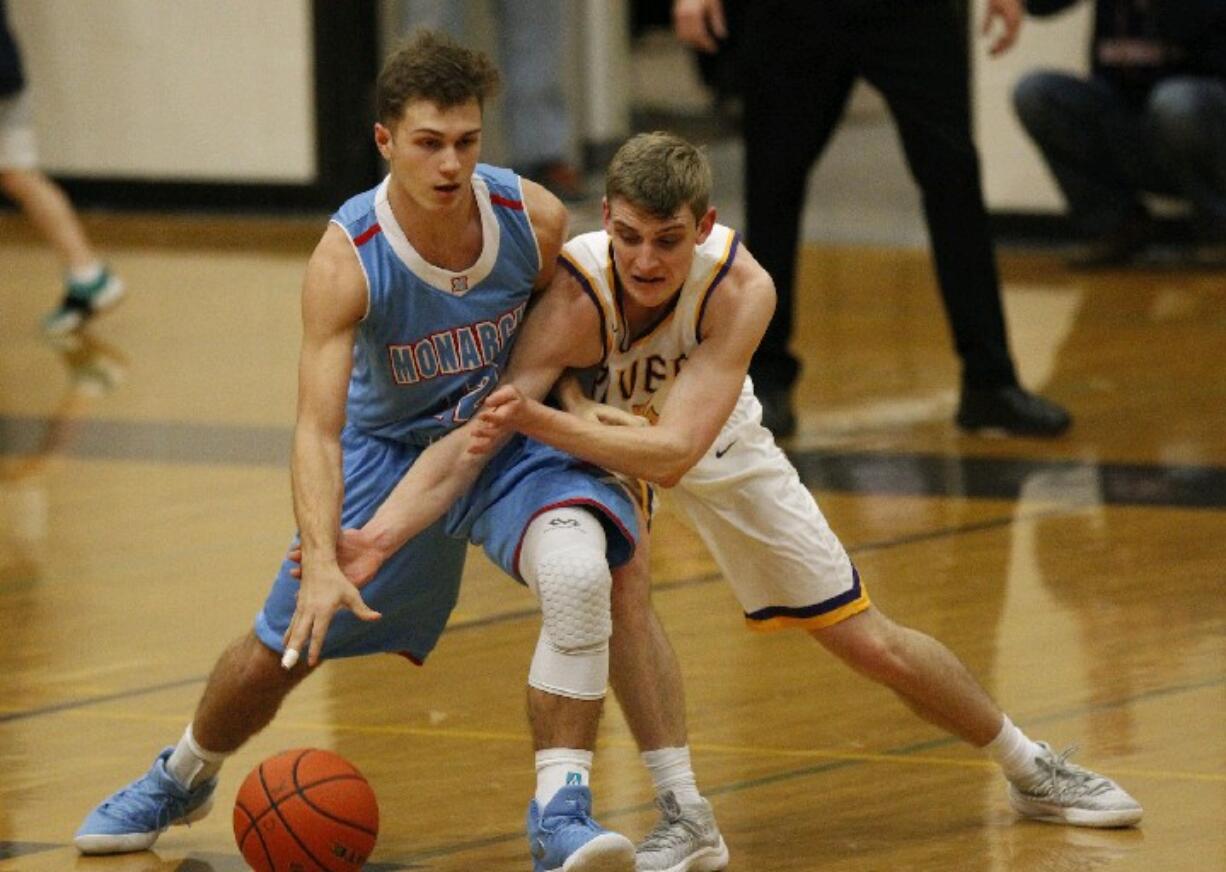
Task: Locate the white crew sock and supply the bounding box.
[642,746,702,805]
[985,715,1047,789]
[535,748,592,808]
[165,724,228,789]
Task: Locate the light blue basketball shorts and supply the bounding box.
[255,427,638,664]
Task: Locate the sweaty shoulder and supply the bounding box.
[698,234,775,342]
[520,178,569,287]
[304,222,368,327]
[725,242,774,308]
[329,182,381,242]
[544,260,606,368]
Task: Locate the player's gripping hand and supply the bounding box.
[281,558,381,670]
[469,384,526,454]
[569,395,650,429]
[287,528,386,588]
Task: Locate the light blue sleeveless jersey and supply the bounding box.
[255,166,640,664]
[333,164,541,444]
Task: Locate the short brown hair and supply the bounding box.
[605,132,712,222]
[377,30,501,126]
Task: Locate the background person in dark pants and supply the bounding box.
[672,0,1071,438]
[1014,0,1226,268]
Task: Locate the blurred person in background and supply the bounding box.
[672,0,1072,439]
[1014,0,1226,267]
[0,0,124,334]
[399,0,587,201]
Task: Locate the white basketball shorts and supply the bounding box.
[669,378,870,631]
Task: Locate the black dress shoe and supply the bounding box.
[956,386,1072,437]
[757,387,797,438]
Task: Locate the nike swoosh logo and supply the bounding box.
[715,439,738,458]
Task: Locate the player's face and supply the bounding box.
[604,197,716,310]
[375,98,483,211]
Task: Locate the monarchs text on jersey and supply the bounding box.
[331,164,541,445]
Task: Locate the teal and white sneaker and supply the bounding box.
[636,791,729,872]
[527,785,635,872]
[74,747,216,854]
[43,268,125,336]
[1008,743,1143,828]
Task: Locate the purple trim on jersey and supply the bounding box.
[744,564,861,622]
[559,254,611,365]
[510,497,637,582]
[696,231,741,343]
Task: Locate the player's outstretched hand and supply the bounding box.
[470,385,525,454]
[287,528,386,588]
[281,560,381,670]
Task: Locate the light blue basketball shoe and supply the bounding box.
[526,784,635,872]
[74,747,216,854]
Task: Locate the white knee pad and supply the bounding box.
[521,508,612,700]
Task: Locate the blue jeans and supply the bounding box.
[1014,71,1226,235]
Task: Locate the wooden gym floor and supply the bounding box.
[1,214,1223,870]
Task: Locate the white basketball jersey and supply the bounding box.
[558,224,740,423]
[559,223,865,632]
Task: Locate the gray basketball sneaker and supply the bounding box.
[636,791,729,872]
[1008,743,1142,828]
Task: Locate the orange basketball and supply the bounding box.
[233,748,378,871]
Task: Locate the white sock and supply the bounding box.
[535,748,592,808]
[642,746,702,805]
[986,715,1046,788]
[68,262,104,287]
[165,724,228,789]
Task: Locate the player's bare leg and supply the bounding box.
[610,528,688,751]
[812,607,1002,743]
[522,507,635,870]
[74,632,312,854]
[528,691,604,751]
[813,607,1142,827]
[192,631,315,752]
[610,526,728,872]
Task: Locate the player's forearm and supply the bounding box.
[518,400,693,487]
[362,423,497,556]
[290,424,344,567]
[553,374,587,411]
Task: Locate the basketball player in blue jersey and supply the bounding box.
[321,132,1143,871]
[74,32,640,872]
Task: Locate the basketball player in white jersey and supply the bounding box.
[462,132,1144,870]
[306,132,1142,871]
